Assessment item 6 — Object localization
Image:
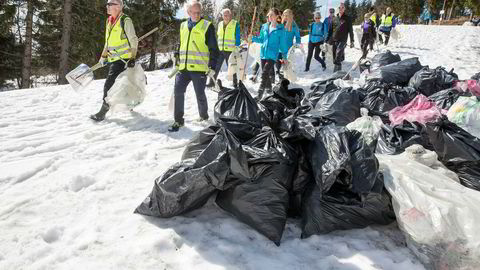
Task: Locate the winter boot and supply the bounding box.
[90,102,110,122]
[168,121,184,132]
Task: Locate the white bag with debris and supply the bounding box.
[447,96,480,138]
[227,48,247,82]
[346,108,383,146]
[378,153,480,270]
[282,45,305,82]
[106,63,147,111]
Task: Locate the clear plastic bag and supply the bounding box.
[283,45,305,83]
[105,63,147,111]
[378,153,480,269]
[66,63,94,91]
[346,108,383,146]
[227,49,247,82]
[447,96,480,138]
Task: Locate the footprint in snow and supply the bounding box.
[68,175,96,192]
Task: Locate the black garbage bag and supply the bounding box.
[307,81,340,108]
[135,127,247,217]
[215,80,267,139]
[362,81,418,121]
[309,126,380,194]
[301,179,395,237]
[288,145,313,217]
[425,118,480,191]
[471,72,480,81]
[408,66,459,97]
[158,59,173,69]
[427,88,471,110]
[376,121,433,154]
[278,108,321,142]
[370,50,401,71]
[367,58,423,86]
[260,79,305,128]
[310,71,347,90]
[302,126,395,237]
[216,128,297,245]
[311,87,363,126]
[359,59,372,73]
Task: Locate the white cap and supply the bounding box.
[107,0,123,5]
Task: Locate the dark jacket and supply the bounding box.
[331,13,354,44]
[187,18,220,70]
[361,19,376,41]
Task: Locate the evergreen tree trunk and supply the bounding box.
[21,0,34,89]
[447,0,456,20]
[59,0,74,85]
[148,32,157,71]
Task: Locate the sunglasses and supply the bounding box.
[106,3,118,6]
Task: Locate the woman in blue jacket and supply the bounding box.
[276,9,301,78]
[249,8,288,100]
[305,12,327,72]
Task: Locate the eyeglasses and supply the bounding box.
[314,17,321,19]
[106,3,118,6]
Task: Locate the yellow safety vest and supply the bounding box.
[370,14,376,26]
[105,14,132,63]
[381,15,393,27]
[217,20,237,52]
[179,19,211,72]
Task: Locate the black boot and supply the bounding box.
[90,102,110,122]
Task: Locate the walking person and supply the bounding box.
[305,12,327,72]
[360,13,376,59]
[168,0,219,132]
[90,0,138,121]
[378,7,397,46]
[248,8,288,100]
[206,8,241,88]
[326,3,354,72]
[276,9,301,79]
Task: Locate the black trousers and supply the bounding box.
[379,30,391,45]
[305,41,326,70]
[260,59,275,90]
[103,60,126,100]
[361,36,375,58]
[173,71,208,124]
[332,41,347,65]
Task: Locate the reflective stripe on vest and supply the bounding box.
[105,14,132,62]
[217,20,237,52]
[179,19,211,72]
[381,15,393,27]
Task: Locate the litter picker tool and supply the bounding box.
[242,6,257,81]
[66,26,160,91]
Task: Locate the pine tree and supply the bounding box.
[21,0,34,89]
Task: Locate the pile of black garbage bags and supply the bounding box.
[136,51,480,246]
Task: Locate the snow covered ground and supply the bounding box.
[0,25,479,270]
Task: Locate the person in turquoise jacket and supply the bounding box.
[249,7,288,100]
[305,11,327,72]
[276,9,301,78]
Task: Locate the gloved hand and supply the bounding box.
[350,42,354,48]
[206,68,215,78]
[127,58,135,68]
[99,57,106,66]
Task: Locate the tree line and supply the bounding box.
[0,0,478,91]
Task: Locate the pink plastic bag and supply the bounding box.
[389,95,443,126]
[455,80,480,96]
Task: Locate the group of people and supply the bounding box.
[92,0,397,133]
[360,6,398,59]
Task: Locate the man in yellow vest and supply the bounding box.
[91,0,138,121]
[206,8,241,88]
[378,7,397,46]
[168,0,220,132]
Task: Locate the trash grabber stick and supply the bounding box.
[242,6,257,78]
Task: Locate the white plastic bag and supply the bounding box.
[105,63,147,111]
[227,48,247,82]
[447,96,480,138]
[390,28,402,41]
[283,45,305,82]
[378,154,480,269]
[346,108,383,146]
[402,145,459,182]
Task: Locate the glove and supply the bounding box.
[206,68,215,78]
[127,58,135,68]
[99,57,106,66]
[350,42,354,48]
